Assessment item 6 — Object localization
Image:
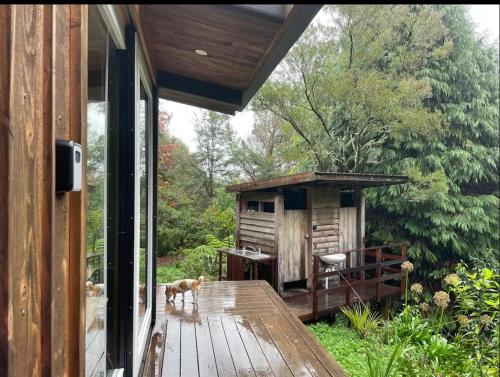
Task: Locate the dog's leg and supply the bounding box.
[193,289,198,303]
[181,292,185,301]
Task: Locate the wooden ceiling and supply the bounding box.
[132,4,322,114]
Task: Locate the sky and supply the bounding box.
[161,4,499,153]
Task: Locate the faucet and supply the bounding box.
[245,245,261,254]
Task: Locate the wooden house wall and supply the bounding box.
[0,5,87,376]
[311,186,340,254]
[237,192,276,254]
[277,209,308,285]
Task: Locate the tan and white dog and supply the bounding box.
[165,276,204,303]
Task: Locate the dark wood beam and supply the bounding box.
[157,70,242,109]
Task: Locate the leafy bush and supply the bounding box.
[308,321,396,377]
[449,264,499,375]
[366,343,402,377]
[341,304,382,338]
[172,234,234,281]
[157,264,185,284]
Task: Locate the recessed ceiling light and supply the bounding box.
[195,49,208,56]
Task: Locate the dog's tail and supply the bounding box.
[198,276,205,283]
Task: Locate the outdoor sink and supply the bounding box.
[319,253,346,265]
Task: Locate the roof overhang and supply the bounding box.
[129,4,322,114]
[226,172,409,193]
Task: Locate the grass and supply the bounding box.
[157,263,186,283]
[308,320,395,377]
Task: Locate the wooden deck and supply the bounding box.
[152,280,346,377]
[284,284,400,321]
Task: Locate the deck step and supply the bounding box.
[281,288,311,298]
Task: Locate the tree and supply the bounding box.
[254,5,447,173]
[230,111,290,180]
[194,110,234,199]
[156,106,210,255]
[367,5,499,280]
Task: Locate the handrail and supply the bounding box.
[312,242,405,256]
[311,243,408,320]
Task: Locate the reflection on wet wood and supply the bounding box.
[151,280,346,377]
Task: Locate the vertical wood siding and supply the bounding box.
[311,186,340,254]
[0,5,87,376]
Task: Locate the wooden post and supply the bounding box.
[253,261,259,280]
[306,187,313,288]
[218,250,223,281]
[312,255,318,320]
[376,247,381,302]
[235,193,241,249]
[355,188,364,280]
[275,189,283,293]
[400,243,408,295]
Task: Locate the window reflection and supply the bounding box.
[86,6,107,377]
[138,82,149,328]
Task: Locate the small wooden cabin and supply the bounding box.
[225,172,408,296]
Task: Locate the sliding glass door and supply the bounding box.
[86,6,117,377]
[133,41,154,377]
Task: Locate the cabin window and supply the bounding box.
[284,188,307,210]
[340,191,356,207]
[247,200,259,211]
[263,202,275,213]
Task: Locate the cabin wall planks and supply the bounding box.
[311,186,340,254]
[0,5,87,376]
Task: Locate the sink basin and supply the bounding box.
[319,254,346,265]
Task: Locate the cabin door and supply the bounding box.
[339,207,357,267]
[281,210,308,284]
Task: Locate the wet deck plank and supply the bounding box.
[283,284,401,321]
[157,280,346,377]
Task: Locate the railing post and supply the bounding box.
[400,243,407,295]
[376,247,381,302]
[312,255,318,320]
[218,250,223,281]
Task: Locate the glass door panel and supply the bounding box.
[138,82,149,329]
[134,48,153,376]
[86,6,108,377]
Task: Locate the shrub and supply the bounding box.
[177,234,234,280]
[341,304,381,338]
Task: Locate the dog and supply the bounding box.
[165,276,204,303]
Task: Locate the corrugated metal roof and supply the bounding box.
[226,171,408,193]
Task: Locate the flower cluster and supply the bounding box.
[457,314,469,327]
[401,261,414,272]
[444,273,460,286]
[420,303,430,312]
[410,283,423,295]
[433,291,450,309]
[479,314,493,327]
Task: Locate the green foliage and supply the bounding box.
[158,234,234,283]
[341,304,382,338]
[367,5,499,281]
[308,321,396,377]
[229,111,290,180]
[366,343,402,377]
[194,110,235,199]
[449,264,500,375]
[201,204,235,242]
[156,264,185,284]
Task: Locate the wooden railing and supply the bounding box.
[311,243,407,320]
